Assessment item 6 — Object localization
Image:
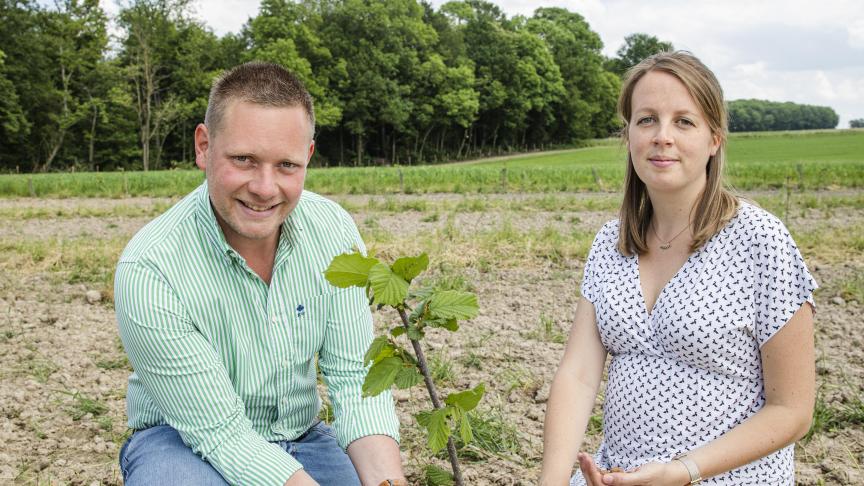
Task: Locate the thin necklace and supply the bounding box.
[651,221,691,250]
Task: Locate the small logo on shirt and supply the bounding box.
[296,304,305,317]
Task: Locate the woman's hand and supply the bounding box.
[576,452,606,485]
[577,456,690,486]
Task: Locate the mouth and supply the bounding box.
[238,200,281,216]
[649,157,678,168]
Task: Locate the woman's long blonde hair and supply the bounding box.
[617,51,738,256]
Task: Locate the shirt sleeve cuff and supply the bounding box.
[205,426,303,485]
[333,391,401,450]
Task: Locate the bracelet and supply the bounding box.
[673,455,702,485]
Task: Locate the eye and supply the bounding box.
[636,115,656,126]
[676,118,695,127]
[280,161,301,170]
[231,155,250,164]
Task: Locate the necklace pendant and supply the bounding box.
[659,242,672,250]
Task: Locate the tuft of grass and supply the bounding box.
[447,409,523,462]
[22,357,59,384]
[454,197,488,212]
[497,366,539,396]
[838,273,864,303]
[426,272,476,293]
[28,421,47,440]
[804,386,864,441]
[525,314,567,344]
[429,353,456,386]
[461,351,483,370]
[67,393,109,421]
[420,212,440,223]
[97,415,114,432]
[95,355,131,371]
[587,413,603,436]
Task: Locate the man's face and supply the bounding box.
[194,100,315,251]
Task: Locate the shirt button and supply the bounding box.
[271,315,280,324]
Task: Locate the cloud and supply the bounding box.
[191,0,259,35]
[849,19,864,48]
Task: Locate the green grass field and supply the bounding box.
[1,129,862,197]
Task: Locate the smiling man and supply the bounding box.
[114,62,406,486]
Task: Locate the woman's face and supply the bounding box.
[627,70,720,198]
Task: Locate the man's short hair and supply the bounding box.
[204,62,315,139]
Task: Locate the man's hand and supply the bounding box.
[577,453,690,486]
[284,469,319,486]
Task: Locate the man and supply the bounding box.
[115,62,406,486]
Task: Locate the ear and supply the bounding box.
[307,139,316,162]
[194,123,210,171]
[709,132,721,157]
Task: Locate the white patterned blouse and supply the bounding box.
[570,201,817,485]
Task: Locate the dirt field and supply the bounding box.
[0,191,861,484]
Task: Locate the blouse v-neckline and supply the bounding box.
[635,250,700,319]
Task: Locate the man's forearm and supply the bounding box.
[347,435,405,485]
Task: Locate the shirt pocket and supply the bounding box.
[286,293,329,363]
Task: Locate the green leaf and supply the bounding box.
[324,253,379,288]
[409,286,434,302]
[459,411,473,444]
[391,253,429,283]
[394,366,423,389]
[438,318,459,332]
[427,291,479,320]
[363,336,391,367]
[444,383,485,412]
[390,326,406,337]
[408,299,428,324]
[362,356,402,397]
[415,410,432,428]
[426,407,452,453]
[406,325,425,341]
[368,263,410,307]
[424,464,454,486]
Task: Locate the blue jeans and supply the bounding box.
[119,421,360,486]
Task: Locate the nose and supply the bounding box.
[247,166,279,200]
[652,122,673,146]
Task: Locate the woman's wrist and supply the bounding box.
[667,458,695,485]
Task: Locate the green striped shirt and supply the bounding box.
[115,182,399,485]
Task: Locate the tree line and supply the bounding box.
[0,0,844,173]
[728,99,839,133]
[1,0,682,172]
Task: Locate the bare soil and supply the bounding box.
[0,192,861,485]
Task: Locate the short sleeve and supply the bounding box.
[752,215,817,347]
[581,221,616,304]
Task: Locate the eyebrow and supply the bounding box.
[632,107,700,118]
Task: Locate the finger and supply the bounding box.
[577,453,604,486]
[601,469,650,486]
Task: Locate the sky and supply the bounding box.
[102,0,864,128]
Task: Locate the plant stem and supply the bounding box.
[397,308,464,486]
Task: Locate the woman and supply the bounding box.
[540,51,816,485]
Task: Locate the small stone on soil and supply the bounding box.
[534,382,550,403]
[85,290,102,304]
